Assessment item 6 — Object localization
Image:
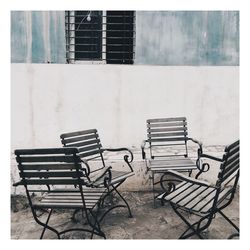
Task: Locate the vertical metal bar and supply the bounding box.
[133,11,136,62]
[152,172,156,208]
[148,121,153,159]
[102,11,106,62]
[69,11,75,63]
[40,209,53,239]
[183,118,188,157]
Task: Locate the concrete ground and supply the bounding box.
[11,189,239,240]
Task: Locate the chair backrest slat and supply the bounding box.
[147,121,187,128]
[15,147,83,186]
[60,129,105,164]
[148,127,188,133]
[146,117,188,158]
[18,163,79,171]
[218,140,240,184]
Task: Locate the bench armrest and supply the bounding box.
[102,147,134,172]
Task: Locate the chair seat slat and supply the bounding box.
[149,158,195,166]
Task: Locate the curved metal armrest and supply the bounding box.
[102,147,134,172]
[187,137,203,154]
[195,152,224,179]
[89,166,112,188]
[199,153,223,162]
[80,159,91,182]
[166,170,213,188]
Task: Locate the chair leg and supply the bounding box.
[111,184,133,218]
[152,172,156,208]
[228,233,239,239]
[88,206,106,239]
[31,208,60,239]
[170,203,214,239]
[217,210,239,232]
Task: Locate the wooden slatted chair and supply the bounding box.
[60,129,134,217]
[141,117,203,205]
[157,140,239,239]
[13,147,114,239]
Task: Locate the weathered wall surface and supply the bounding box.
[11,64,239,193]
[11,11,66,63]
[11,11,239,65]
[135,11,239,65]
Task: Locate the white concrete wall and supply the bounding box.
[11,64,239,192]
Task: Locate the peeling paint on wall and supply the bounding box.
[135,11,239,65]
[11,11,66,63]
[11,11,239,65]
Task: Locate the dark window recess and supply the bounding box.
[75,11,102,60]
[65,11,135,64]
[106,11,134,64]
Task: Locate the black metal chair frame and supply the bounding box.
[141,117,204,206]
[13,147,117,239]
[60,129,134,218]
[158,140,239,239]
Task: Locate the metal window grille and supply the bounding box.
[65,11,135,64]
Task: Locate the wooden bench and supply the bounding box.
[60,129,134,217]
[13,147,114,239]
[157,140,240,239]
[141,117,204,205]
